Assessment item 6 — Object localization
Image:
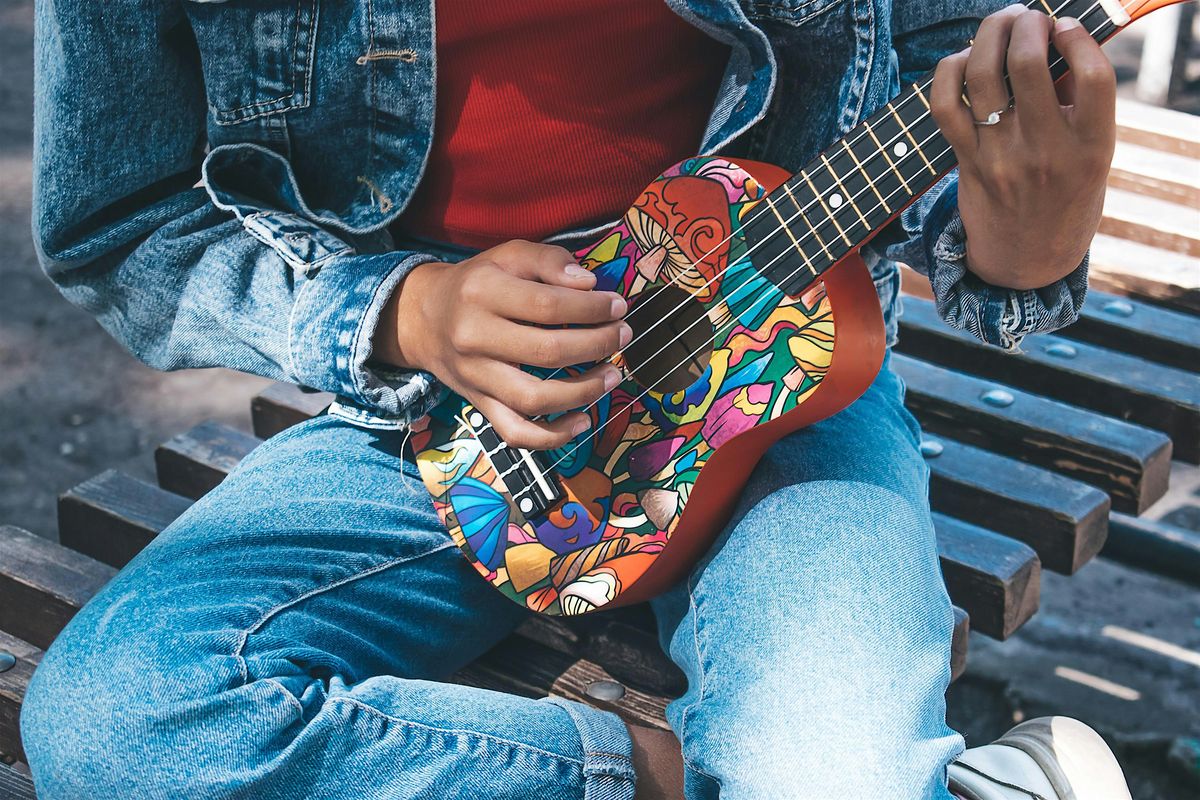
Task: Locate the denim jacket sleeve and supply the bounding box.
[32,0,441,421]
[863,0,1090,350]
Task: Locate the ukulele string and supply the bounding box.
[523,3,1113,489]
[536,0,1104,388]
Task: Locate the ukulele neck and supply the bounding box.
[742,0,1130,298]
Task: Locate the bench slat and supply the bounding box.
[0,631,41,764]
[921,436,1110,575]
[156,420,1031,639]
[1062,289,1200,373]
[1108,140,1200,207]
[1100,187,1200,257]
[57,470,190,568]
[894,354,1172,514]
[897,297,1200,463]
[1104,511,1200,587]
[1088,233,1200,317]
[251,384,332,439]
[0,762,37,800]
[156,421,260,500]
[0,526,115,650]
[933,514,1039,641]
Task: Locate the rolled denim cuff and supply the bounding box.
[543,696,637,800]
[288,249,444,417]
[928,208,1090,351]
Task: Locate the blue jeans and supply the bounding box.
[21,356,963,799]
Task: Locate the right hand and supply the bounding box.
[375,239,631,450]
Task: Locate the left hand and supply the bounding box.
[931,5,1116,291]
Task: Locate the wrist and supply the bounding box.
[374,260,450,370]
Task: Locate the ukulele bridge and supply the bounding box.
[462,409,563,518]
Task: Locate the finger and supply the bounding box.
[930,49,978,156]
[485,272,627,325]
[1055,71,1077,107]
[473,394,589,451]
[964,5,1023,122]
[470,318,631,368]
[491,240,592,288]
[1007,10,1064,137]
[1052,16,1116,137]
[488,361,622,417]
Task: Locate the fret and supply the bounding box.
[739,195,824,296]
[819,153,869,230]
[912,81,932,111]
[781,182,835,263]
[840,139,890,214]
[800,170,853,247]
[762,196,817,275]
[887,101,937,177]
[1035,0,1057,19]
[843,118,907,225]
[862,119,912,195]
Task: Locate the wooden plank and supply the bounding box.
[0,762,36,800]
[155,420,259,500]
[1108,139,1200,207]
[57,470,189,568]
[1104,512,1200,587]
[1100,187,1200,257]
[1061,290,1200,374]
[933,514,1039,641]
[920,436,1111,575]
[1088,233,1200,317]
[893,354,1173,514]
[0,631,41,764]
[1115,97,1200,160]
[251,383,332,439]
[452,631,672,731]
[0,526,116,650]
[897,297,1200,463]
[158,421,1033,640]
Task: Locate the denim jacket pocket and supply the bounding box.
[183,0,318,126]
[739,0,849,26]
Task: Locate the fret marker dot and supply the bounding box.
[893,142,909,157]
[519,497,535,514]
[829,193,843,209]
[468,412,484,427]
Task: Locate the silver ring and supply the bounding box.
[974,107,1008,126]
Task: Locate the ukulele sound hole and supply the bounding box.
[622,286,715,394]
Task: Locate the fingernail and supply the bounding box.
[572,417,591,436]
[618,323,633,348]
[1055,16,1082,33]
[564,263,591,279]
[603,366,621,391]
[610,294,628,318]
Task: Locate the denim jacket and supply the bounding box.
[33,0,1088,428]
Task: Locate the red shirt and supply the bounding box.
[395,1,730,249]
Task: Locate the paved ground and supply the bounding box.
[2,2,1197,796]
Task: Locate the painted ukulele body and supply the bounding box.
[411,156,885,615]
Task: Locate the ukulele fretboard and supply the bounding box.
[742,0,1128,297]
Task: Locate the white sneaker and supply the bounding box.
[948,717,1132,800]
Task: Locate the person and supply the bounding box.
[21,0,1132,797]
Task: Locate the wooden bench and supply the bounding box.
[0,99,1196,795]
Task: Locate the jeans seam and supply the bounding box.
[232,541,456,684]
[677,574,722,783]
[324,695,587,766]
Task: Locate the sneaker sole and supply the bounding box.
[996,717,1132,800]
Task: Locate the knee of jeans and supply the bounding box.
[19,580,248,796]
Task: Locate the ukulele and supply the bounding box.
[410,0,1180,616]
